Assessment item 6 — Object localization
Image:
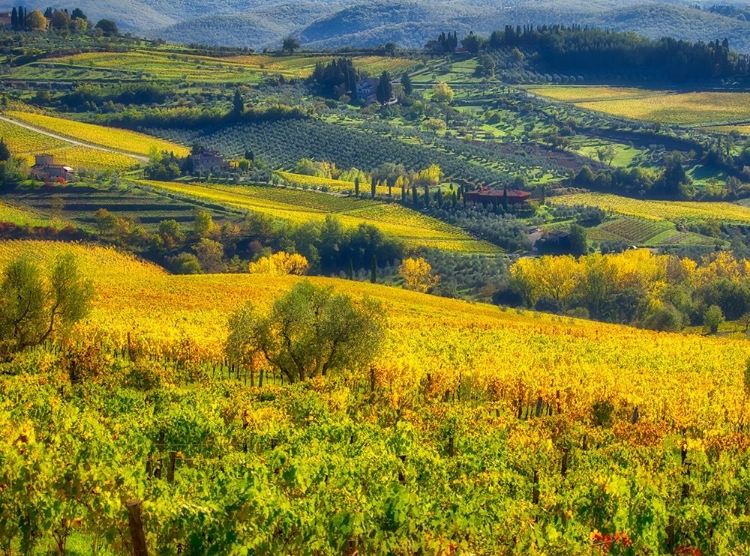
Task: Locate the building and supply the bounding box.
[191,149,227,173]
[30,154,75,181]
[465,187,532,206]
[355,78,379,105]
[0,10,11,29]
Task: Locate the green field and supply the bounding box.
[142,180,499,252]
[12,51,419,84]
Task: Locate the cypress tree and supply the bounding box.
[0,138,10,162]
[401,182,406,202]
[401,72,413,96]
[11,7,17,30]
[452,191,457,208]
[354,177,360,198]
[371,180,376,199]
[347,260,354,280]
[423,183,430,208]
[541,184,546,205]
[233,89,244,115]
[502,185,508,212]
[412,185,418,205]
[370,255,377,284]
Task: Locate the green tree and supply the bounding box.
[158,219,184,249]
[193,209,215,238]
[170,253,202,274]
[0,139,10,162]
[94,19,118,37]
[569,224,588,257]
[704,305,724,334]
[0,254,93,353]
[282,37,300,54]
[371,255,377,284]
[461,32,484,54]
[354,177,360,197]
[94,208,117,236]
[432,82,454,104]
[233,89,244,115]
[376,71,392,105]
[71,8,86,20]
[400,72,413,96]
[226,281,386,382]
[50,10,71,30]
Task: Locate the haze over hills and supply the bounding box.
[14,0,750,52]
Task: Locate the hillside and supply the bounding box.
[18,0,750,52]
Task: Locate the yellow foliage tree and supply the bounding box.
[399,257,440,293]
[432,82,455,104]
[248,252,309,276]
[416,164,443,186]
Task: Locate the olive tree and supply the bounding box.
[0,254,94,354]
[226,281,386,382]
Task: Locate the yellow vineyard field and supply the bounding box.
[531,86,750,126]
[142,180,498,252]
[0,201,63,228]
[276,171,392,196]
[41,147,140,172]
[0,239,748,433]
[0,119,66,153]
[551,192,750,223]
[7,111,189,157]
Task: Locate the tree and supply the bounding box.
[50,10,71,30]
[194,238,225,273]
[0,255,93,354]
[10,8,17,30]
[282,37,300,54]
[704,305,724,334]
[371,255,378,284]
[0,139,10,162]
[158,219,184,250]
[400,73,413,96]
[376,71,392,105]
[226,281,386,382]
[399,257,440,293]
[170,253,202,274]
[248,252,309,276]
[193,209,215,238]
[596,145,617,167]
[27,10,47,31]
[354,177,360,197]
[94,19,118,37]
[461,32,484,54]
[233,89,244,115]
[384,42,397,55]
[71,8,87,20]
[432,82,454,104]
[94,208,117,236]
[569,224,588,257]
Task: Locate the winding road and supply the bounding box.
[0,114,149,163]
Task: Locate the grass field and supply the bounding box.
[7,112,189,158]
[142,180,498,252]
[530,86,750,127]
[552,192,750,223]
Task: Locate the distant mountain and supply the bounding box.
[16,0,750,53]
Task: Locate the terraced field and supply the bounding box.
[18,51,419,84]
[142,180,499,252]
[552,193,750,223]
[530,86,750,127]
[276,171,392,196]
[7,112,189,157]
[0,201,64,229]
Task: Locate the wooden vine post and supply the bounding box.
[126,499,148,556]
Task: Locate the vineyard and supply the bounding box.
[142,180,497,252]
[1,240,750,552]
[551,192,750,224]
[6,111,190,158]
[530,87,750,126]
[0,201,62,228]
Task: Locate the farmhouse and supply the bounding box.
[191,149,227,173]
[355,78,379,104]
[465,187,532,206]
[30,154,75,181]
[0,11,11,29]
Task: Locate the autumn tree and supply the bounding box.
[27,10,47,31]
[194,238,225,273]
[432,82,454,104]
[226,281,386,382]
[248,252,309,276]
[399,257,440,293]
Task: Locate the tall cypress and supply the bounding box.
[370,255,377,284]
[354,177,360,198]
[371,179,376,199]
[11,7,17,30]
[412,185,418,205]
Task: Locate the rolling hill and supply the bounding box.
[16,0,750,52]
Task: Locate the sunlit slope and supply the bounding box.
[6,111,190,157]
[0,240,747,432]
[142,180,498,253]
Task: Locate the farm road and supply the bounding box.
[0,115,148,163]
